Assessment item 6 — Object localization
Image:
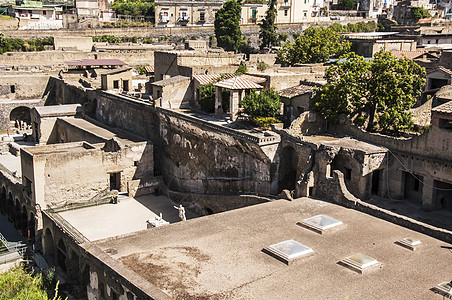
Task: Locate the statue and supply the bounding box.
[174,204,186,221]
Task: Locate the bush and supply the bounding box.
[252,116,280,128]
[240,88,281,119]
[137,65,147,75]
[198,83,216,113]
[278,33,288,42]
[257,61,268,71]
[235,64,248,75]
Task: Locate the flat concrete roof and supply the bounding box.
[24,142,92,156]
[58,195,198,241]
[302,135,387,154]
[93,198,452,299]
[33,104,82,118]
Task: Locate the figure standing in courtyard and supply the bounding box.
[174,204,186,221]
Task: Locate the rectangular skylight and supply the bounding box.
[301,215,343,230]
[343,253,378,269]
[435,282,452,294]
[266,240,313,262]
[399,237,421,246]
[396,237,421,251]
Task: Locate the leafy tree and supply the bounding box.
[277,27,350,65]
[214,0,244,52]
[338,0,355,10]
[0,266,64,300]
[198,83,216,113]
[111,0,154,17]
[411,6,431,21]
[259,0,278,49]
[257,61,268,71]
[240,88,281,120]
[314,51,426,134]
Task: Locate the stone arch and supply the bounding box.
[6,192,13,217]
[9,106,31,127]
[13,199,21,228]
[331,152,361,196]
[68,250,80,282]
[57,239,67,272]
[20,205,27,235]
[28,212,35,241]
[278,146,298,193]
[0,186,5,212]
[80,264,90,299]
[43,228,55,256]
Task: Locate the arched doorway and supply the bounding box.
[68,251,80,281]
[44,228,55,255]
[14,200,21,229]
[28,213,35,241]
[57,239,67,272]
[0,187,5,212]
[278,146,298,192]
[80,264,90,299]
[9,106,31,129]
[20,205,27,236]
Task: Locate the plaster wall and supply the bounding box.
[54,36,94,52]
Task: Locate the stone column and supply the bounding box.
[421,176,435,211]
[230,90,239,121]
[214,86,222,115]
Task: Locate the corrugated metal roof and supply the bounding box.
[215,77,263,90]
[144,66,154,73]
[65,59,127,67]
[192,73,234,85]
[432,100,452,114]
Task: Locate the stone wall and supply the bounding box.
[54,36,94,52]
[92,91,278,195]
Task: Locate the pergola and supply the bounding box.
[214,76,263,120]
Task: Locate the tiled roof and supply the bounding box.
[432,100,452,114]
[65,59,127,67]
[215,76,263,90]
[144,66,154,73]
[390,50,427,60]
[239,74,267,84]
[428,66,452,75]
[279,84,318,98]
[192,74,233,85]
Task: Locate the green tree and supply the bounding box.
[259,0,278,49]
[214,0,244,52]
[411,6,431,21]
[314,51,426,134]
[338,0,355,10]
[0,266,63,300]
[276,27,350,65]
[240,88,281,119]
[198,83,216,113]
[235,64,248,75]
[111,0,154,17]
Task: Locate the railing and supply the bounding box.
[0,233,27,264]
[157,108,281,146]
[44,209,89,244]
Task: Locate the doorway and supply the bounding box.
[110,172,121,191]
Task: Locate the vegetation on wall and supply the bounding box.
[214,0,244,52]
[0,34,53,54]
[276,27,350,65]
[314,51,426,135]
[329,21,378,33]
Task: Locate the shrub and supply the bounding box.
[257,61,268,71]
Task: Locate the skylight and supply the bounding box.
[396,237,421,251]
[341,253,379,273]
[298,215,342,234]
[265,240,313,264]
